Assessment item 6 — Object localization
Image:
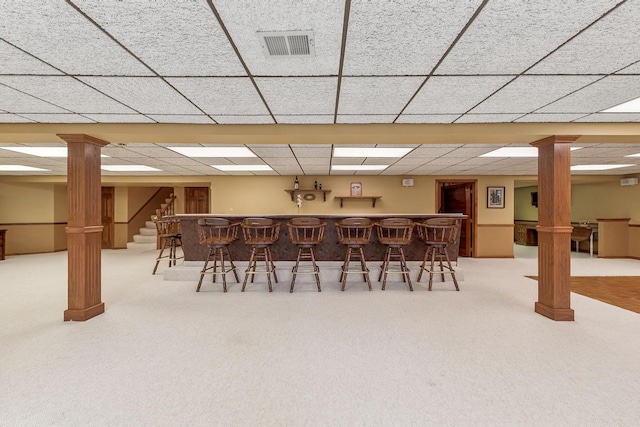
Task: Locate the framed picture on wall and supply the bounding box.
[487,186,505,208]
[350,182,362,197]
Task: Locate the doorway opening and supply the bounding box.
[436,180,477,257]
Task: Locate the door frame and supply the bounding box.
[101,186,115,249]
[436,179,478,258]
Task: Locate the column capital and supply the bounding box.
[57,134,109,148]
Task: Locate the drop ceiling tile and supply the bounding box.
[472,76,601,114]
[515,113,587,123]
[276,115,334,124]
[619,61,640,74]
[338,77,424,115]
[336,115,396,124]
[255,77,337,115]
[456,114,522,123]
[291,145,332,158]
[79,77,202,115]
[73,0,245,76]
[539,76,640,114]
[18,114,94,123]
[0,40,63,75]
[167,78,269,115]
[120,146,179,157]
[0,76,135,113]
[0,1,151,76]
[404,76,513,114]
[0,84,70,114]
[395,115,459,124]
[344,0,482,75]
[528,1,640,74]
[437,0,619,74]
[148,115,215,124]
[0,114,36,123]
[83,114,155,123]
[297,158,331,167]
[214,0,343,76]
[260,158,299,167]
[443,146,498,157]
[213,115,274,124]
[407,146,459,157]
[574,113,640,122]
[247,146,293,157]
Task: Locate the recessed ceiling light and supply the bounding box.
[0,147,109,157]
[211,165,273,171]
[167,147,256,157]
[602,96,640,113]
[334,147,413,157]
[0,165,50,171]
[331,165,389,171]
[624,153,640,157]
[101,165,161,172]
[570,164,635,171]
[481,146,583,157]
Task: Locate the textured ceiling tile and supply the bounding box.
[395,115,458,124]
[344,0,482,75]
[336,115,396,124]
[213,115,274,124]
[80,77,201,115]
[0,84,70,114]
[74,0,245,76]
[0,0,151,75]
[0,76,135,113]
[407,146,458,157]
[539,76,640,114]
[291,145,332,158]
[443,146,498,157]
[456,114,522,123]
[437,0,619,74]
[0,40,63,75]
[247,146,293,157]
[471,76,601,114]
[83,114,155,123]
[404,76,513,114]
[256,77,337,115]
[214,0,343,76]
[276,115,334,124]
[338,77,423,114]
[515,113,587,123]
[148,115,216,124]
[18,114,94,123]
[167,78,269,115]
[529,1,640,74]
[0,114,36,123]
[574,113,640,122]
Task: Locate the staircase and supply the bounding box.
[126,194,176,251]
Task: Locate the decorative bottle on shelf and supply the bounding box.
[319,183,322,190]
[314,179,318,190]
[294,176,299,190]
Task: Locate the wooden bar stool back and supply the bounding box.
[196,218,241,292]
[375,217,414,291]
[335,217,374,291]
[415,218,460,291]
[287,217,326,293]
[241,218,281,292]
[570,226,592,253]
[152,216,183,274]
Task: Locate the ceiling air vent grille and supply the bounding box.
[258,31,315,58]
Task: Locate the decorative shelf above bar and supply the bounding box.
[285,189,332,202]
[335,196,382,208]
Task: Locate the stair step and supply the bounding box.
[139,228,158,236]
[126,241,156,251]
[145,220,156,229]
[133,234,157,243]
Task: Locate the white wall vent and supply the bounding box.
[620,177,638,186]
[258,31,315,58]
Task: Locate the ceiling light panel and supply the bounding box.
[571,164,635,171]
[214,0,344,76]
[394,115,459,124]
[211,165,273,172]
[79,77,201,115]
[334,147,412,157]
[338,77,424,115]
[0,76,135,114]
[437,0,617,74]
[101,165,161,172]
[255,77,337,114]
[471,76,600,114]
[344,0,481,75]
[404,76,513,114]
[74,0,245,76]
[275,115,334,124]
[528,1,640,75]
[0,1,151,76]
[0,165,50,172]
[574,113,640,122]
[167,78,270,115]
[336,115,396,124]
[0,40,63,75]
[167,147,256,158]
[602,96,640,113]
[0,147,67,157]
[539,76,640,114]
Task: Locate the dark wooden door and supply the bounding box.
[185,187,209,214]
[440,183,473,257]
[101,187,115,249]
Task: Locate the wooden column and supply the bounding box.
[58,134,108,322]
[531,135,580,321]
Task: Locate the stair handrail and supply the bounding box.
[157,194,176,218]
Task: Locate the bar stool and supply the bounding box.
[375,218,414,291]
[335,217,374,291]
[152,216,183,274]
[571,226,592,254]
[287,217,326,293]
[196,218,241,292]
[415,218,460,291]
[241,218,281,292]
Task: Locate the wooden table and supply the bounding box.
[174,214,465,262]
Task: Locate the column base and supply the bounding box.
[535,302,574,321]
[64,302,105,322]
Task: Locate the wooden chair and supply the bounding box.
[335,217,374,291]
[152,216,183,274]
[287,217,326,293]
[196,218,240,292]
[415,218,460,291]
[241,218,281,292]
[571,226,592,254]
[375,218,414,291]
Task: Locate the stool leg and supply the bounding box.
[227,247,240,283]
[380,246,391,290]
[268,247,278,283]
[196,248,212,292]
[290,247,302,293]
[218,247,227,293]
[359,247,372,291]
[242,247,257,291]
[153,238,168,274]
[399,247,413,291]
[341,247,352,291]
[428,247,436,291]
[438,248,446,282]
[417,246,429,282]
[264,247,273,292]
[443,249,460,291]
[310,247,321,292]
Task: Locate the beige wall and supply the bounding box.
[572,177,640,224]
[514,185,539,221]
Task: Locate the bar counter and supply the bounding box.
[174,214,465,262]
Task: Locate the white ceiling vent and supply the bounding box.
[258,31,315,58]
